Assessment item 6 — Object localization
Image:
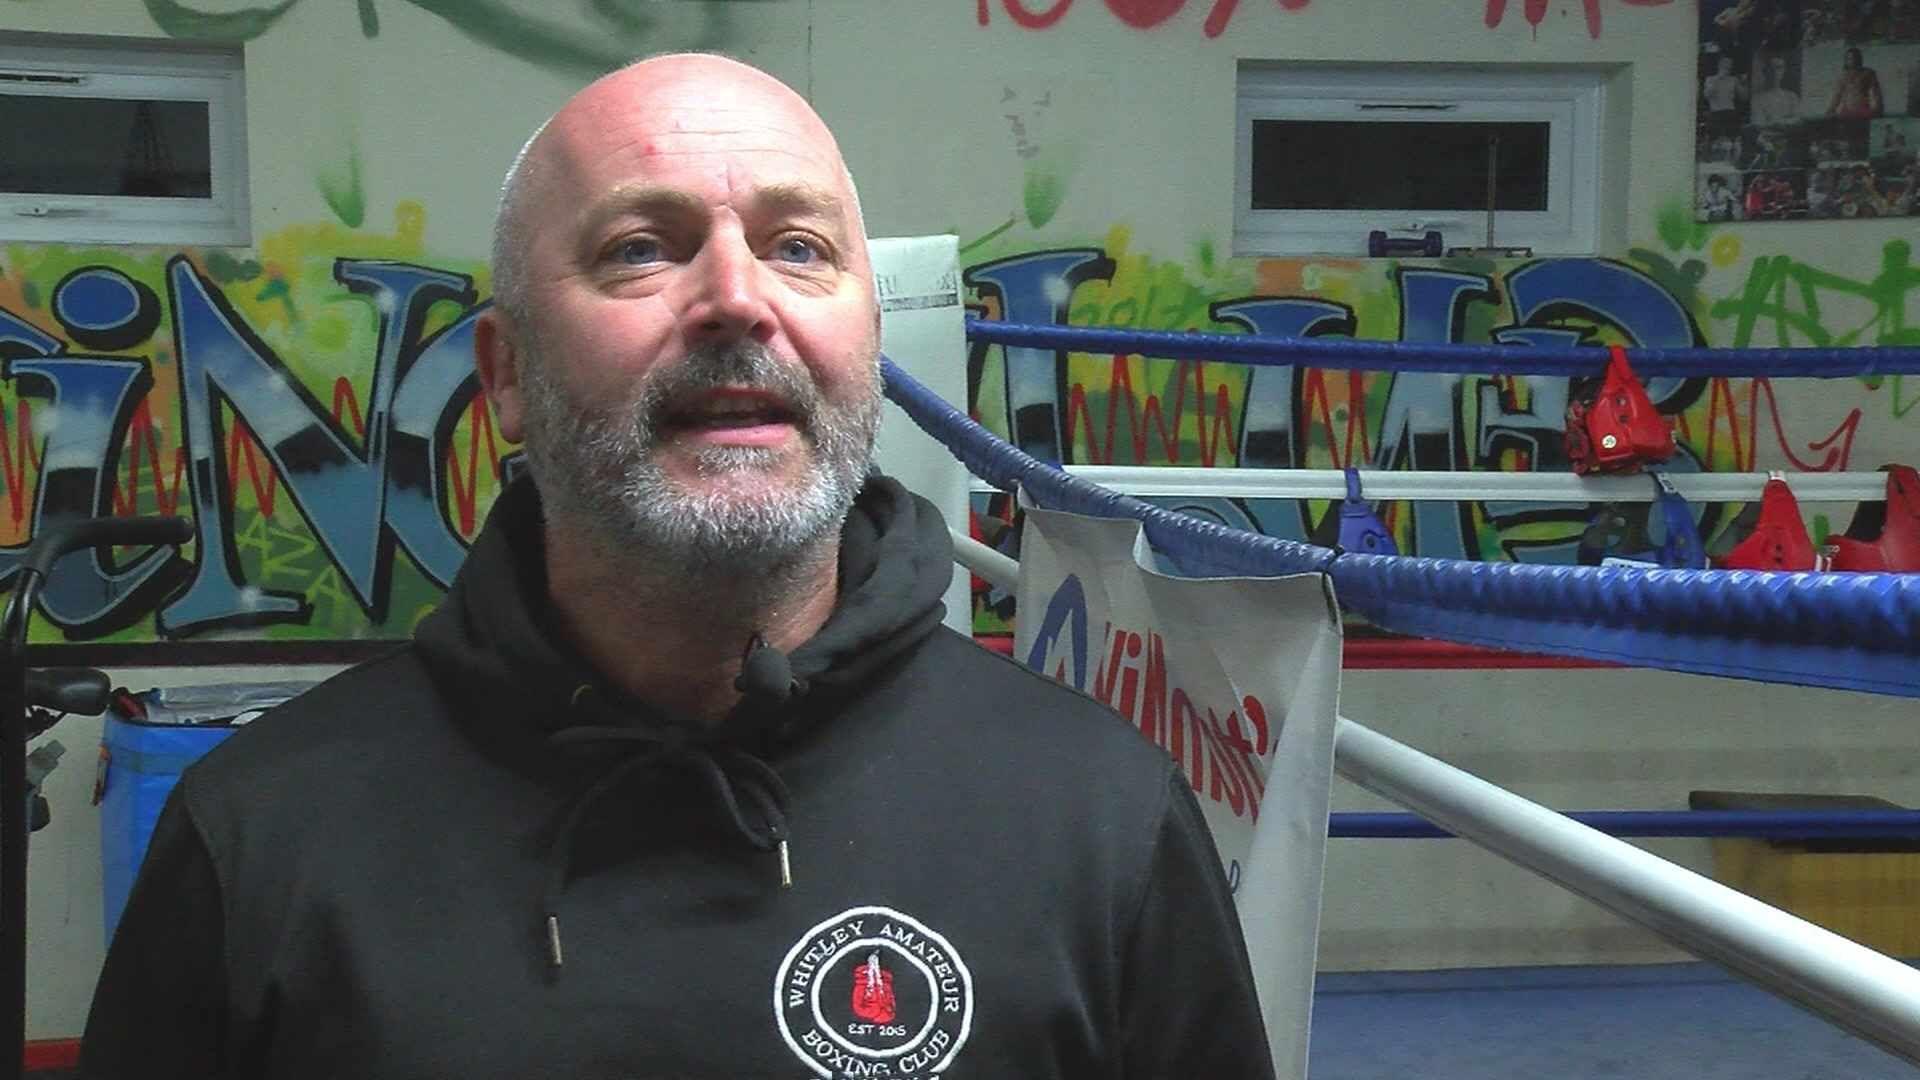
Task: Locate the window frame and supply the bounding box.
[0,36,249,247]
[1234,64,1605,258]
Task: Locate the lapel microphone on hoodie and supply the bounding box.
[735,634,803,706]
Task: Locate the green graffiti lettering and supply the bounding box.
[1708,241,1920,351]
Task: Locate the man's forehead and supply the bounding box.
[564,60,836,152]
[541,78,851,193]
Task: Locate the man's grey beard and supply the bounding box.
[517,338,881,582]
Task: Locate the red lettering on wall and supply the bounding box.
[1105,0,1186,28]
[112,397,185,519]
[226,421,281,517]
[0,399,41,528]
[445,396,502,537]
[1062,355,1239,466]
[1299,368,1374,469]
[1485,0,1672,39]
[978,0,1311,38]
[1000,0,1076,28]
[1675,377,1861,474]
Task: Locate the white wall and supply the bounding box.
[815,0,1920,270]
[1330,668,1920,971]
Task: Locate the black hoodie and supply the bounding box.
[81,474,1276,1080]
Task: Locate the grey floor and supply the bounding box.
[1311,963,1918,1079]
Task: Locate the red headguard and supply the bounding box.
[1720,474,1816,571]
[1826,465,1920,572]
[1565,346,1677,475]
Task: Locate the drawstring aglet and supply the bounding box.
[546,914,564,968]
[778,838,793,888]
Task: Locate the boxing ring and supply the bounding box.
[882,319,1920,1071]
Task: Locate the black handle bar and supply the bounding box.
[24,668,110,717]
[21,516,193,578]
[3,514,191,1080]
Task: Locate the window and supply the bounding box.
[1235,64,1606,258]
[0,36,248,246]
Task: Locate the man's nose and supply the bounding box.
[683,232,772,344]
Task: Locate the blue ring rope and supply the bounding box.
[1330,810,1920,840]
[881,355,1920,697]
[966,318,1920,378]
[881,355,1326,573]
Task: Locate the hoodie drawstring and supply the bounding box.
[538,725,792,971]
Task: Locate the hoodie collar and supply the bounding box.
[413,470,953,742]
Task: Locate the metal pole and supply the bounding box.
[1485,134,1499,249]
[950,530,1020,589]
[1008,464,1892,504]
[0,572,41,1080]
[1330,808,1920,839]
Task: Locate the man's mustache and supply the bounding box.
[634,344,824,438]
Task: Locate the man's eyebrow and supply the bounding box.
[747,181,849,224]
[578,184,708,236]
[577,181,850,238]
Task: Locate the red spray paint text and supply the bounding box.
[977,0,1310,38]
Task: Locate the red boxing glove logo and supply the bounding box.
[850,951,896,1024]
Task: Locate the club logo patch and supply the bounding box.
[773,905,974,1078]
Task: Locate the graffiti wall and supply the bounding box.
[0,205,509,644]
[3,203,1910,645]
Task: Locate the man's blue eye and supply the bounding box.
[616,237,663,265]
[775,237,819,264]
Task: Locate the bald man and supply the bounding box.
[80,55,1275,1080]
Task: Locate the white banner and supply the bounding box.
[1013,501,1341,1080]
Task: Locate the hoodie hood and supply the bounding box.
[412,470,953,969]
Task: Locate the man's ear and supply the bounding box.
[473,308,527,444]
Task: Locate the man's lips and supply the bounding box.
[660,389,802,445]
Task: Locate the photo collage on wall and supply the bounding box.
[1697,0,1920,221]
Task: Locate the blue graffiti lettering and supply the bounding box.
[1502,258,1706,408]
[0,356,187,635]
[0,308,62,359]
[385,303,485,587]
[965,249,1114,463]
[157,256,473,636]
[1370,269,1492,560]
[52,267,161,353]
[1211,296,1352,469]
